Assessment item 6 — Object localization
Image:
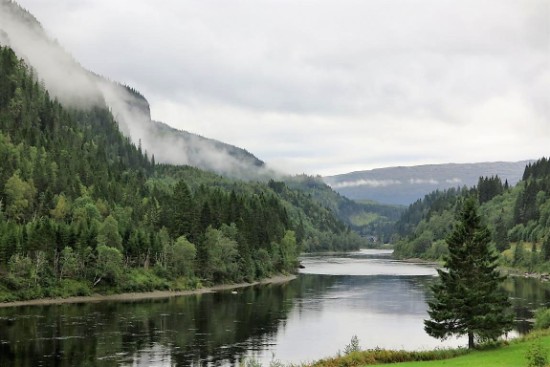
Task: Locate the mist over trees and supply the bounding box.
[0,46,365,301]
[0,0,278,180]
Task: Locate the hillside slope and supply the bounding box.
[0,42,373,304]
[284,175,404,243]
[392,158,550,267]
[0,0,270,180]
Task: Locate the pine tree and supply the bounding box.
[424,197,514,349]
[542,234,550,261]
[170,180,194,238]
[493,216,509,252]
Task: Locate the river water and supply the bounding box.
[1,249,549,366]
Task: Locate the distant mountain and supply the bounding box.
[0,0,269,180]
[324,161,532,206]
[284,175,404,242]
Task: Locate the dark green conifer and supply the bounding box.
[424,197,514,349]
[542,234,550,262]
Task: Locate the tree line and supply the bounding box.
[392,158,550,272]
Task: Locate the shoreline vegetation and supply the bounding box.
[398,256,550,281]
[0,274,297,309]
[303,330,550,367]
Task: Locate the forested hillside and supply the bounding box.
[0,46,364,302]
[0,0,274,180]
[284,175,403,243]
[393,158,550,271]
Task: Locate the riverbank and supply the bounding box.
[502,266,550,282]
[378,332,550,367]
[0,274,297,308]
[398,257,442,266]
[306,331,550,367]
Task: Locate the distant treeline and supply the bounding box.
[393,157,550,271]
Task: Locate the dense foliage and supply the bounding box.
[284,175,403,244]
[393,159,550,270]
[0,46,362,301]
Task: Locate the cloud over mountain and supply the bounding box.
[14,0,549,175]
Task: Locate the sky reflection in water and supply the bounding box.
[2,249,540,366]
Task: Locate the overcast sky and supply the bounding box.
[15,0,550,176]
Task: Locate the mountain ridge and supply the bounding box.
[324,160,533,206]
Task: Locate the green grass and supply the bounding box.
[304,332,550,367]
[379,334,550,367]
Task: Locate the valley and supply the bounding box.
[0,1,548,366]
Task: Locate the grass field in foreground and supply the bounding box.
[380,334,550,367]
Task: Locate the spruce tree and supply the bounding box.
[424,197,514,349]
[542,234,550,261]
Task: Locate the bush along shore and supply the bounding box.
[240,329,550,367]
[0,274,297,308]
[239,305,550,367]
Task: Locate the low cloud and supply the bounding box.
[409,178,439,185]
[330,179,402,189]
[0,2,103,108]
[0,0,272,179]
[10,0,550,175]
[331,177,444,189]
[446,178,463,184]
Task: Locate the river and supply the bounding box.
[0,249,549,366]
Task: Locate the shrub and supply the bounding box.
[344,335,361,354]
[309,347,469,367]
[526,342,548,367]
[169,276,201,291]
[240,358,262,367]
[121,269,169,292]
[534,308,550,330]
[48,279,91,298]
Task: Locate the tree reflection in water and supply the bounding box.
[1,259,550,366]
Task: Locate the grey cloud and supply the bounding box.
[27,0,547,116]
[0,0,273,179]
[12,0,550,175]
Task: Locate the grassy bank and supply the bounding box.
[381,334,550,367]
[305,331,550,367]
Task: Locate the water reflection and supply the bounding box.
[1,251,550,366]
[300,249,438,277]
[0,284,297,367]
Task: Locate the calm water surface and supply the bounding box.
[1,249,550,366]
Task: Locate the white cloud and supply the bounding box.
[11,0,550,175]
[330,179,402,189]
[409,179,439,185]
[446,178,463,184]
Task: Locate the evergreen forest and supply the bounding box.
[0,46,366,301]
[393,158,550,272]
[0,23,547,303]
